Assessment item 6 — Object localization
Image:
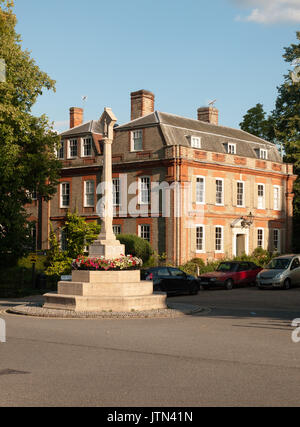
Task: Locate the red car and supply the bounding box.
[198,261,262,290]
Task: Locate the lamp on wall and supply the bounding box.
[241,212,254,228]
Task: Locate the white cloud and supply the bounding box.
[233,0,300,24]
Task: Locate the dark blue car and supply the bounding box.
[141,267,199,296]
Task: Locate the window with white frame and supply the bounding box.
[113,225,121,236]
[68,139,78,158]
[139,224,150,242]
[82,138,92,157]
[273,186,280,211]
[196,225,205,252]
[84,181,95,207]
[60,183,70,208]
[139,177,151,205]
[215,226,223,252]
[191,136,201,149]
[58,140,64,159]
[237,181,244,207]
[60,229,68,251]
[196,177,205,204]
[259,149,268,160]
[273,229,280,252]
[228,143,236,154]
[257,184,265,209]
[131,130,143,152]
[216,179,224,205]
[113,178,120,206]
[257,228,264,249]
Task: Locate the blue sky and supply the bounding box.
[13,0,300,132]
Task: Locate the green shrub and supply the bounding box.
[179,248,276,277]
[18,255,47,272]
[143,251,167,269]
[117,234,153,264]
[45,214,101,276]
[180,259,219,276]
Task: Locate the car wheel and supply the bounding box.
[283,279,291,290]
[189,283,198,295]
[225,279,234,290]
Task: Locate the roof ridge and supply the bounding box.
[60,119,94,135]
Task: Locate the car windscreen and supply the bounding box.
[265,258,291,270]
[217,263,237,272]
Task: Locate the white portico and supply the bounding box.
[231,218,250,257]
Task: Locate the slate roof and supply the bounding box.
[60,120,102,138]
[116,111,282,163]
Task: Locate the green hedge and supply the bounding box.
[117,234,153,264]
[0,254,58,297]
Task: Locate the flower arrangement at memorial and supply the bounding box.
[72,255,143,271]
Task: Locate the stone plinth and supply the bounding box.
[43,270,167,313]
[88,239,125,259]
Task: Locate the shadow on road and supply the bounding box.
[168,286,300,323]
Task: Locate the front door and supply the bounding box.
[236,234,245,256]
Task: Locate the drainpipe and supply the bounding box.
[176,144,180,266]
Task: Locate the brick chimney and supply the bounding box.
[131,90,155,121]
[197,107,219,126]
[69,107,83,129]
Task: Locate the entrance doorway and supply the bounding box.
[236,234,246,256]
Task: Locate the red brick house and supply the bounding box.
[26,90,297,265]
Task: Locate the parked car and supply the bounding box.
[141,267,199,296]
[198,261,262,290]
[256,255,300,290]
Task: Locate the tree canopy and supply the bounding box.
[0,0,61,264]
[239,103,275,142]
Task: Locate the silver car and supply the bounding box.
[257,255,300,290]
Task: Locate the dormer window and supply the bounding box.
[82,138,92,157]
[259,149,268,160]
[131,130,143,152]
[191,136,201,149]
[68,139,78,158]
[227,143,236,154]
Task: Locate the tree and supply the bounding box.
[63,212,101,260]
[0,1,61,265]
[239,103,275,141]
[45,213,101,276]
[272,32,300,250]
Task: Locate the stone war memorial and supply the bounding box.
[43,108,167,313]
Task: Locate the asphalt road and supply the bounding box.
[0,287,300,407]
